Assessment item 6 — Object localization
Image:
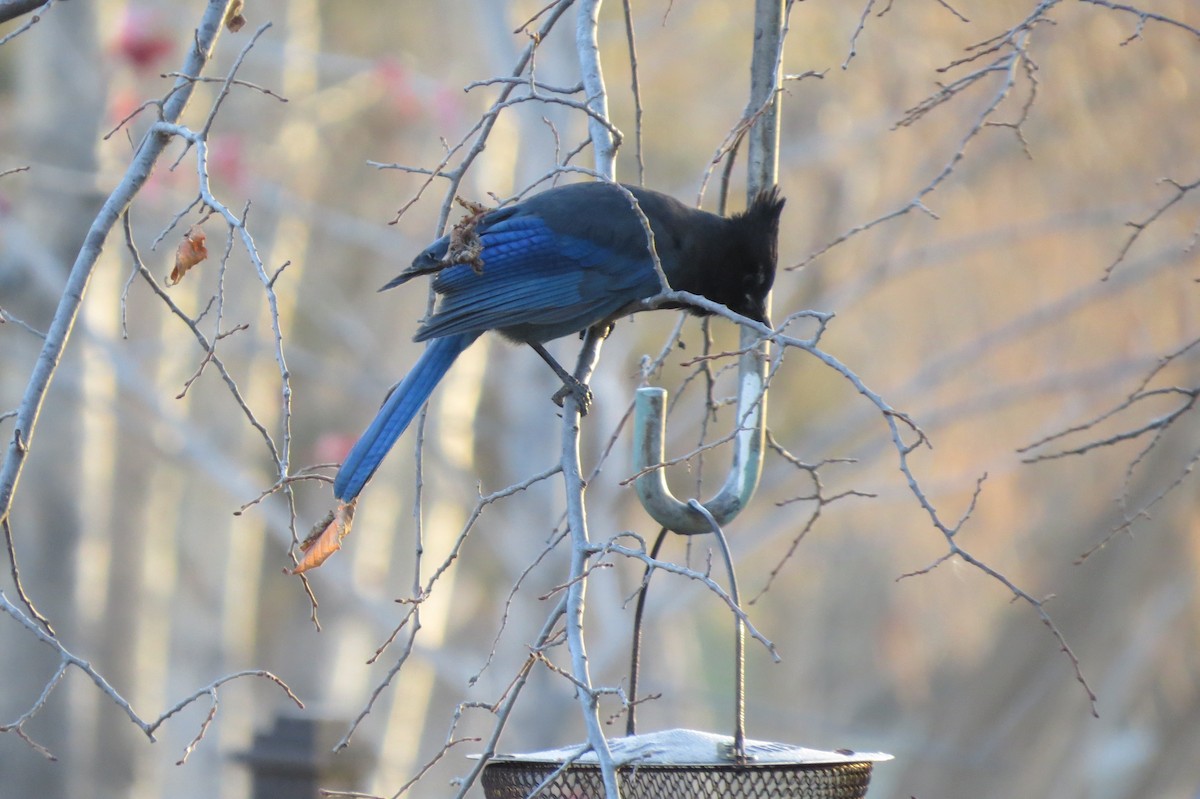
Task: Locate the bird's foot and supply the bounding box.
[552,376,593,415]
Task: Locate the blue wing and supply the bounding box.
[413,213,662,344]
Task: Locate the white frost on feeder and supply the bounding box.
[486,728,893,767]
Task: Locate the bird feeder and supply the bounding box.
[481,729,889,799]
[478,446,891,798]
[476,372,893,799]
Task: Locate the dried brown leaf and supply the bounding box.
[168,225,208,286]
[444,195,494,273]
[289,500,356,574]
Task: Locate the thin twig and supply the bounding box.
[0,0,51,46]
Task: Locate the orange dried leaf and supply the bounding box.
[168,225,208,286]
[289,500,356,575]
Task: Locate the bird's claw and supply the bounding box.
[552,378,593,415]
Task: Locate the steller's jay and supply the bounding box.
[333,181,785,503]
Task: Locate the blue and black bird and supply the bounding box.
[333,181,785,503]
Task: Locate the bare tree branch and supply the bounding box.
[0,0,51,45]
[799,11,1044,269]
[1078,0,1200,43]
[0,0,234,630]
[1104,176,1200,277]
[0,0,317,765]
[0,0,45,24]
[1,589,301,758]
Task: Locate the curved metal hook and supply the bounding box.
[633,326,768,535]
[633,0,782,534]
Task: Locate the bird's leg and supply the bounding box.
[528,342,593,415]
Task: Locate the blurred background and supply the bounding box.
[2,1,1200,797]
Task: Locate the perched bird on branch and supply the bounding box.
[333,181,785,503]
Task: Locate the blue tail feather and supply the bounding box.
[334,332,478,501]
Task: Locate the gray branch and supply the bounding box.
[0,0,233,542]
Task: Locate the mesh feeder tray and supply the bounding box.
[480,728,891,799]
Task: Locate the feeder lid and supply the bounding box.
[484,728,892,767]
